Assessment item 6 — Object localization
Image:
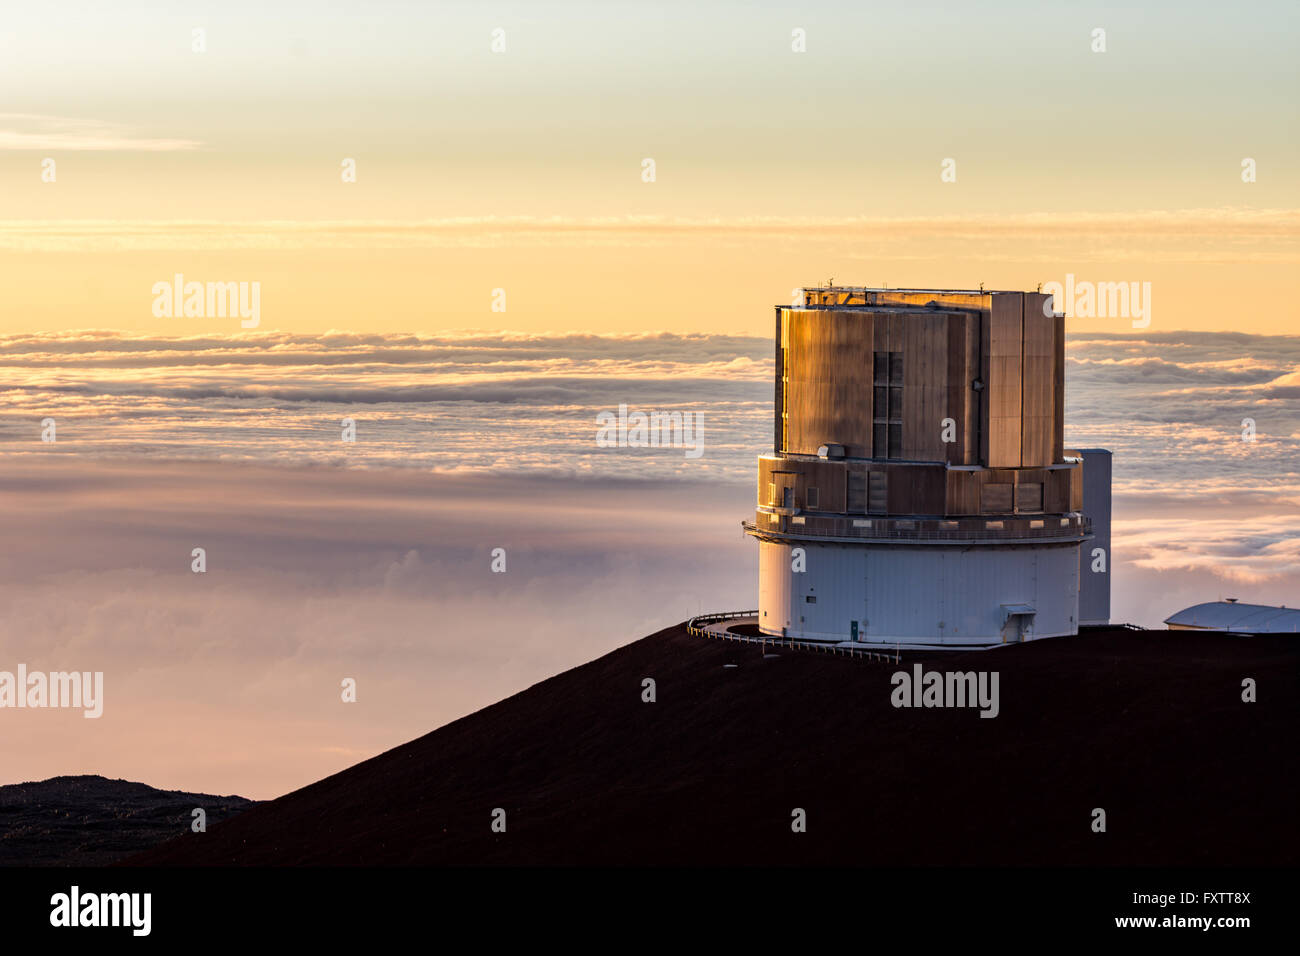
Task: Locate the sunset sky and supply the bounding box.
[2,1,1297,799]
[1,0,1296,335]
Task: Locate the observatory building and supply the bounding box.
[1165,600,1300,634]
[743,287,1110,647]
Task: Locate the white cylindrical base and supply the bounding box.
[756,538,1080,646]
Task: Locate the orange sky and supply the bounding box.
[2,210,1296,337]
[1,1,1296,337]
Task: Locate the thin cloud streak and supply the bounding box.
[0,113,201,152]
[0,208,1294,254]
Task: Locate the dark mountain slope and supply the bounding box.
[128,625,1298,865]
[0,775,255,866]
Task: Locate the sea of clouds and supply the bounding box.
[0,329,1296,798]
[3,327,1298,490]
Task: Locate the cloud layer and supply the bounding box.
[3,326,1297,487]
[2,329,1296,798]
[0,460,757,799]
[0,329,772,480]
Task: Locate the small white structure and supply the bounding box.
[1077,448,1112,626]
[1165,601,1300,633]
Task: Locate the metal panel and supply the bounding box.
[782,308,875,457]
[867,470,888,513]
[757,540,796,633]
[1020,295,1055,467]
[1078,448,1112,625]
[791,458,847,512]
[864,290,989,312]
[1053,310,1066,463]
[888,462,945,515]
[1043,466,1076,513]
[1015,481,1043,513]
[981,482,1013,512]
[885,311,905,353]
[979,309,991,465]
[946,469,982,515]
[987,294,1023,467]
[903,310,949,461]
[945,310,977,465]
[774,307,784,454]
[846,465,866,513]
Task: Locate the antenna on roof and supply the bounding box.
[979,281,985,293]
[1037,282,1043,293]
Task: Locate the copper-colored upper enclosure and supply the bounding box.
[760,288,1079,520]
[776,288,1064,467]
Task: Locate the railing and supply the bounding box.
[743,511,1091,543]
[685,611,903,663]
[685,610,758,634]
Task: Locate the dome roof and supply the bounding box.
[1164,601,1300,633]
